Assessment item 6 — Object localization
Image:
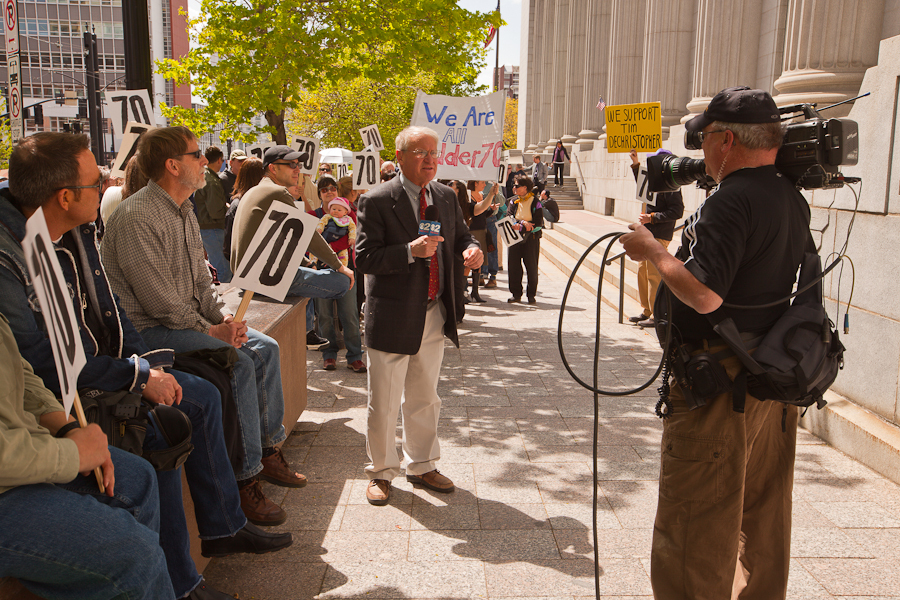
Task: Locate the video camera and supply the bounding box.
[645,100,860,193]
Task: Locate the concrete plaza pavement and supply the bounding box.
[204,226,900,599]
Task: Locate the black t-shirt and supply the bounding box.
[469,200,488,230]
[660,165,811,342]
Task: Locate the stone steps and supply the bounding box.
[539,221,642,316]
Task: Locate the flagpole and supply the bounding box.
[494,0,500,92]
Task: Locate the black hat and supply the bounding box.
[263,145,303,167]
[685,86,781,131]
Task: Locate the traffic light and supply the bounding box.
[77,98,87,119]
[33,104,43,125]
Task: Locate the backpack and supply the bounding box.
[79,388,194,471]
[711,249,845,412]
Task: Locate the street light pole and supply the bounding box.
[83,29,104,163]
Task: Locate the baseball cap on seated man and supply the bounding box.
[685,86,781,131]
[263,145,303,167]
[229,149,248,161]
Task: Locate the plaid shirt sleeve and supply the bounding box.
[103,182,224,333]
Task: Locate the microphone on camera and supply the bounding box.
[418,205,441,265]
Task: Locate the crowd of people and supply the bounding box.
[0,85,807,600]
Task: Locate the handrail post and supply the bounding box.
[618,256,625,324]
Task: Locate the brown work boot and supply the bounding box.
[239,479,287,526]
[406,469,455,493]
[366,479,391,506]
[260,447,307,488]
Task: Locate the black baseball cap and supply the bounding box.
[263,145,303,167]
[685,86,781,131]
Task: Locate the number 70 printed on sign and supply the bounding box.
[231,203,320,302]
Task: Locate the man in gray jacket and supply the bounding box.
[532,154,548,196]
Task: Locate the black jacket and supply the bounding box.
[631,164,684,241]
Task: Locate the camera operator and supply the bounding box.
[621,86,811,600]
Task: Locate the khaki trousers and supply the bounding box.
[364,301,446,481]
[651,352,798,600]
[638,238,670,317]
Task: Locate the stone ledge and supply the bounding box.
[800,389,900,485]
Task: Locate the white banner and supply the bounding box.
[495,215,525,247]
[289,136,320,175]
[110,121,155,178]
[410,90,506,181]
[351,152,379,190]
[23,208,86,416]
[230,202,319,302]
[105,89,156,138]
[246,142,276,162]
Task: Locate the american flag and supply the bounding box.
[484,25,497,48]
[596,96,606,111]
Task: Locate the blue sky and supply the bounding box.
[184,0,521,92]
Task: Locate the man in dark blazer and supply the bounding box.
[356,125,483,505]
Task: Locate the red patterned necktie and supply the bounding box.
[419,187,440,301]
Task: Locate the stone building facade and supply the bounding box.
[517,0,900,481]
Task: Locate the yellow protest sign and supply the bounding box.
[605,101,662,153]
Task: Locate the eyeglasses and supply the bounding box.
[319,166,331,172]
[405,149,441,159]
[273,161,300,169]
[513,183,526,188]
[697,130,727,144]
[54,178,103,194]
[319,185,337,193]
[175,150,202,160]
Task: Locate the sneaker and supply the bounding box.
[323,358,337,370]
[306,330,328,349]
[348,360,367,373]
[629,313,650,323]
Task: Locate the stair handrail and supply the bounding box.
[571,152,587,198]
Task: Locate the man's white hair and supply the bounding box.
[380,160,396,173]
[395,126,440,151]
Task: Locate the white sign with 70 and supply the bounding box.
[230,202,319,302]
[352,152,379,190]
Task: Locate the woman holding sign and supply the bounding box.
[551,141,570,187]
[507,176,543,304]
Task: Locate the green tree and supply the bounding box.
[288,71,437,159]
[158,0,501,144]
[503,96,517,149]
[0,97,13,170]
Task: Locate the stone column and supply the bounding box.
[562,0,588,149]
[548,0,572,150]
[522,0,543,151]
[685,0,764,119]
[641,0,696,134]
[774,0,884,116]
[577,0,612,149]
[606,0,647,107]
[536,1,557,148]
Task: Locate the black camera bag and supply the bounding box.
[712,249,845,411]
[78,388,194,471]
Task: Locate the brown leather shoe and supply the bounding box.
[239,479,287,526]
[260,447,307,488]
[406,469,455,493]
[366,479,391,506]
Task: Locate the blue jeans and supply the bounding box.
[141,327,286,482]
[484,215,499,278]
[0,447,175,600]
[316,277,363,363]
[287,265,351,301]
[200,228,232,283]
[147,369,247,596]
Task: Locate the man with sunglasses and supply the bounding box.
[621,87,811,600]
[356,126,482,506]
[103,128,307,531]
[0,132,291,600]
